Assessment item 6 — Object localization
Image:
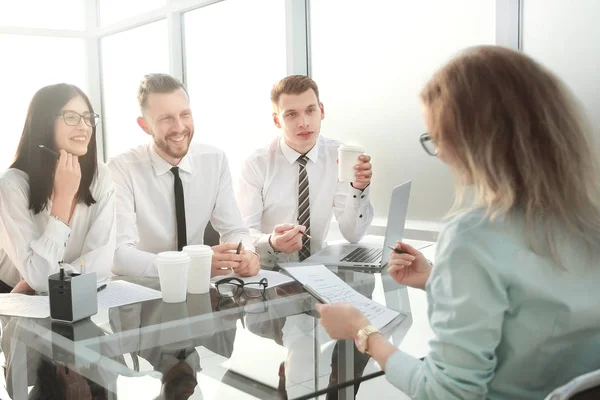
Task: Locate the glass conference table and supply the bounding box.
[0,243,433,400]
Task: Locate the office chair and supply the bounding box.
[545,369,600,400]
[204,221,221,247]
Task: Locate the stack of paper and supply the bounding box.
[0,294,50,318]
[282,264,402,330]
[0,281,163,319]
[97,281,162,308]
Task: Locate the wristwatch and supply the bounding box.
[354,325,380,354]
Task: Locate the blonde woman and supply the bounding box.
[316,45,600,399]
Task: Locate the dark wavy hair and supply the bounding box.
[10,83,98,214]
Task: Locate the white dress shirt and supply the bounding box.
[108,143,254,277]
[236,136,374,265]
[0,163,116,292]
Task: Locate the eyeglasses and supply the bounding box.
[215,278,269,315]
[57,111,100,127]
[215,277,268,299]
[215,295,268,314]
[420,132,438,156]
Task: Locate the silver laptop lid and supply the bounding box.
[381,181,412,266]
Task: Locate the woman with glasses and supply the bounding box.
[316,45,600,399]
[0,83,115,293]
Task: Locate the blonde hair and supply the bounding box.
[271,75,320,111]
[421,45,600,267]
[137,73,188,111]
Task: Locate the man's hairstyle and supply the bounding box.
[270,75,320,111]
[137,73,188,111]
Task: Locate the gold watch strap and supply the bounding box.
[358,325,380,354]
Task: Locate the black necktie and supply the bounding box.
[171,167,187,251]
[297,156,311,260]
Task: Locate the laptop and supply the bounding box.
[303,181,411,269]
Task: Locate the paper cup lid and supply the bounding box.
[338,144,365,152]
[182,245,214,256]
[156,251,190,264]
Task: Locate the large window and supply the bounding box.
[1,0,529,228]
[98,0,166,26]
[183,0,287,183]
[522,0,600,148]
[0,34,86,169]
[0,0,84,30]
[101,20,169,158]
[310,0,496,223]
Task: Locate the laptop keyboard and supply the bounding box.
[341,247,383,264]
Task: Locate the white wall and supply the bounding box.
[522,0,600,152]
[310,0,497,228]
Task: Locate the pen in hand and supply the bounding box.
[38,145,59,159]
[233,239,243,274]
[387,245,407,254]
[300,230,312,240]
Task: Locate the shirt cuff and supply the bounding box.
[256,233,276,258]
[348,184,371,205]
[384,350,423,394]
[44,216,72,246]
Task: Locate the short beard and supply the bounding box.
[152,129,193,160]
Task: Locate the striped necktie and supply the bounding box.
[297,155,311,261]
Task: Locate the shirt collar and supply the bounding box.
[148,144,193,176]
[279,137,320,165]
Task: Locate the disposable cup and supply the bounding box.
[156,251,190,303]
[182,245,214,294]
[338,145,365,182]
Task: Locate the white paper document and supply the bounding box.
[98,281,162,309]
[211,269,294,288]
[283,264,402,330]
[0,282,162,318]
[0,294,50,318]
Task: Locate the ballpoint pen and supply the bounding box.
[234,239,243,274]
[38,144,59,159]
[96,284,107,293]
[387,245,406,254]
[300,230,312,240]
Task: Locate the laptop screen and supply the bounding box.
[380,181,412,266]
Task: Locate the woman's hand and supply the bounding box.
[315,302,369,339]
[11,280,35,295]
[53,150,81,201]
[388,241,432,290]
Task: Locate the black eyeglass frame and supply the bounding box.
[419,132,438,156]
[215,277,268,299]
[56,110,100,127]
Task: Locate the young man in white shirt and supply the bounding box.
[109,74,259,277]
[236,75,374,266]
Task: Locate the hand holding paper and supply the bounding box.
[315,302,370,339]
[282,264,402,330]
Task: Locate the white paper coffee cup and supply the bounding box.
[182,245,214,294]
[156,251,190,303]
[338,145,365,182]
